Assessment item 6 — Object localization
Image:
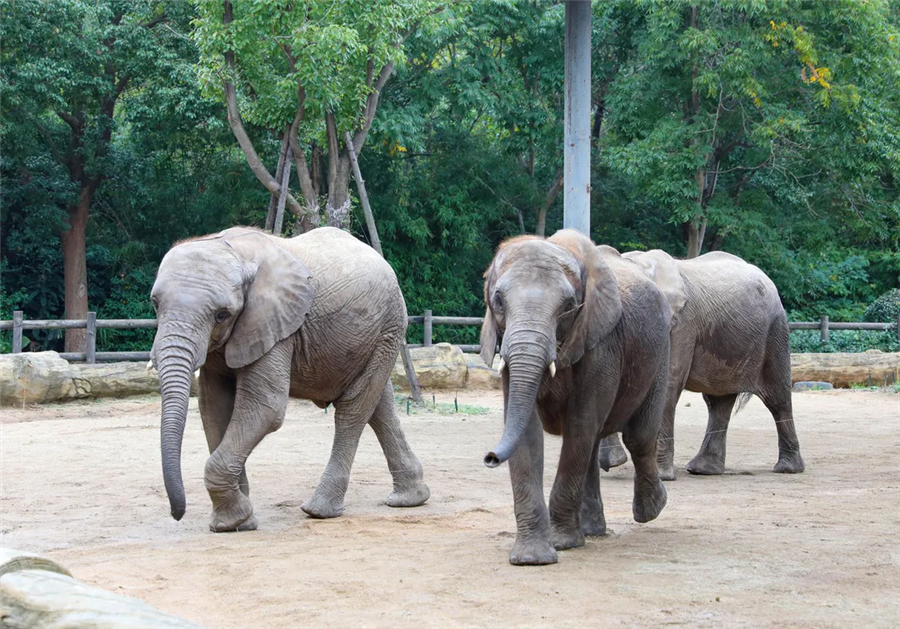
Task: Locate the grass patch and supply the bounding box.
[393,393,490,416]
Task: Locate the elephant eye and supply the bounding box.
[215,309,230,324]
[492,292,504,314]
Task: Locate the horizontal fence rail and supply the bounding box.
[2,311,898,362]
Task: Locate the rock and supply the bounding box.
[791,352,900,389]
[0,549,71,578]
[464,353,501,389]
[0,352,76,406]
[393,343,468,390]
[0,352,199,406]
[0,569,201,628]
[792,381,834,392]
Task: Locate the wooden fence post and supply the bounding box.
[85,312,97,364]
[424,310,433,347]
[12,311,23,353]
[820,315,829,343]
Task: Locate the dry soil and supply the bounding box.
[1,388,898,628]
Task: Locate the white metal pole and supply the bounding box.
[564,0,591,237]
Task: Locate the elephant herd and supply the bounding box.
[149,226,804,566]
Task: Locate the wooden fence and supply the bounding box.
[1,310,898,363]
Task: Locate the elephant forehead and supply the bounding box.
[157,243,245,286]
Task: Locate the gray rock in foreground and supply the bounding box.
[0,548,201,628]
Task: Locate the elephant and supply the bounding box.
[150,226,430,532]
[598,249,805,480]
[479,230,671,566]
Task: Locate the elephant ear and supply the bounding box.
[549,231,623,368]
[223,232,314,369]
[479,258,501,368]
[623,250,686,326]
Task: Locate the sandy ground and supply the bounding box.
[1,388,899,628]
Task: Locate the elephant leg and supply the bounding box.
[580,434,607,537]
[623,387,667,523]
[368,382,430,508]
[204,341,292,532]
[656,382,682,481]
[548,415,596,552]
[759,325,805,473]
[508,408,557,566]
[198,365,249,497]
[598,433,628,471]
[686,393,737,475]
[302,363,385,519]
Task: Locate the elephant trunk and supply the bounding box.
[154,323,207,521]
[484,329,552,467]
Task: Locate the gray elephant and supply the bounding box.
[598,249,804,480]
[150,226,430,531]
[479,230,671,565]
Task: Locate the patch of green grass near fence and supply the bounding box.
[789,329,899,354]
[393,393,490,416]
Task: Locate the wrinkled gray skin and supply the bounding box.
[150,226,429,531]
[480,230,671,566]
[598,250,805,480]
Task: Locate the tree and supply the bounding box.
[600,0,900,257]
[193,0,444,231]
[1,0,194,350]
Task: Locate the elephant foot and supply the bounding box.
[599,440,628,472]
[658,463,677,482]
[551,523,586,551]
[774,452,805,474]
[633,477,667,524]
[580,499,607,537]
[385,480,431,508]
[209,491,257,533]
[301,491,345,519]
[509,537,558,566]
[686,453,725,475]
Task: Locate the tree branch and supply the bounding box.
[221,0,303,217]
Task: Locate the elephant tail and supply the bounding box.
[732,392,754,417]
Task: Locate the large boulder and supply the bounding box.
[464,353,501,389]
[0,548,200,628]
[791,351,900,389]
[0,352,198,406]
[393,343,468,390]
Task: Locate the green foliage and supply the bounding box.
[864,288,900,323]
[790,329,899,353]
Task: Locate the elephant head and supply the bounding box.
[479,230,622,467]
[149,227,314,520]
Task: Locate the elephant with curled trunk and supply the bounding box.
[150,226,429,531]
[598,249,805,480]
[479,230,671,566]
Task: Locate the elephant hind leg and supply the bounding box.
[368,382,430,508]
[686,393,737,475]
[302,356,389,519]
[758,318,805,474]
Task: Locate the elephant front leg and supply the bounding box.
[198,360,249,497]
[548,416,595,552]
[507,409,557,566]
[205,343,291,532]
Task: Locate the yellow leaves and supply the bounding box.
[388,143,407,156]
[801,63,831,89]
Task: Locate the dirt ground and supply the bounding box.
[1,388,898,628]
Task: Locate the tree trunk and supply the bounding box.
[535,168,564,237]
[326,156,352,230]
[266,129,291,232]
[686,217,707,259]
[344,132,382,256]
[62,189,91,352]
[273,146,292,236]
